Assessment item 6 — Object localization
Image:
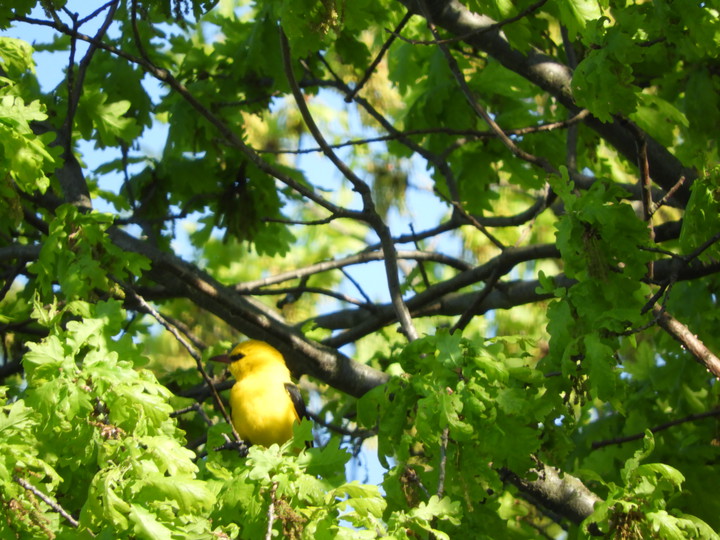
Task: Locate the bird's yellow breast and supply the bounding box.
[228,361,299,447]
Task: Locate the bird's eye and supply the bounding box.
[230,352,245,361]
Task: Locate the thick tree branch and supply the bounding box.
[107,228,389,398]
[501,464,602,528]
[311,258,720,336]
[0,244,41,263]
[323,243,560,346]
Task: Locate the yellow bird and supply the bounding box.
[211,340,309,447]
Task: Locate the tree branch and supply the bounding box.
[107,228,389,398]
[395,0,695,205]
[501,464,602,528]
[311,257,720,336]
[280,29,419,342]
[592,408,720,450]
[419,0,560,178]
[13,475,81,530]
[18,14,359,221]
[235,249,471,292]
[345,10,413,102]
[322,244,560,345]
[653,306,720,378]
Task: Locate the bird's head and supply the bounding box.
[210,339,287,379]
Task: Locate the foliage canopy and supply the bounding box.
[1,0,719,538]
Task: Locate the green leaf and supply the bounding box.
[409,495,462,527]
[137,474,215,513]
[0,399,34,435]
[0,37,36,81]
[572,32,640,122]
[128,504,173,540]
[77,91,141,146]
[0,96,55,193]
[685,69,720,136]
[630,93,688,148]
[621,430,655,483]
[556,0,602,37]
[331,481,386,518]
[299,436,351,478]
[23,335,74,383]
[585,333,617,402]
[679,171,720,262]
[637,463,685,490]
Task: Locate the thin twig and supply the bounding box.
[323,243,560,346]
[313,61,463,202]
[341,268,374,305]
[63,2,118,154]
[171,402,214,426]
[265,481,279,540]
[437,427,449,498]
[436,190,506,250]
[20,11,357,219]
[250,284,374,310]
[649,176,686,217]
[451,266,501,334]
[120,282,245,444]
[157,312,208,350]
[638,134,655,279]
[14,475,83,531]
[345,11,412,102]
[257,121,578,155]
[78,1,117,25]
[639,280,672,316]
[280,29,419,342]
[439,110,590,160]
[379,220,459,246]
[130,0,151,62]
[616,288,673,335]
[685,231,720,264]
[591,408,720,449]
[263,213,343,226]
[409,223,431,289]
[280,33,373,197]
[235,249,471,292]
[306,411,375,439]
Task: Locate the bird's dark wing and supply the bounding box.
[284,382,312,448]
[284,382,309,421]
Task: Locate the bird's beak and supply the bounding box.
[210,353,232,364]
